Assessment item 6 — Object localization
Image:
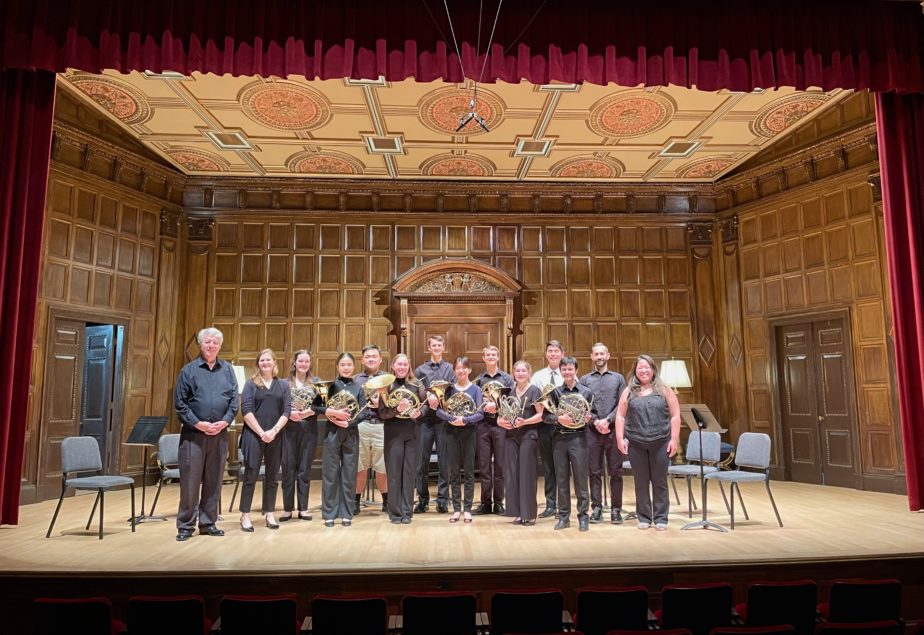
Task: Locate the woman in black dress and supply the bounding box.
[498,360,544,526]
[280,349,319,522]
[239,348,291,531]
[614,354,680,530]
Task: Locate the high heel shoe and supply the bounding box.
[463,512,472,523]
[522,519,536,526]
[449,512,461,523]
[512,517,523,525]
[240,520,254,533]
[265,518,280,530]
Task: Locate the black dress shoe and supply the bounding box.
[278,513,293,522]
[198,525,224,537]
[342,519,352,527]
[589,506,603,524]
[493,502,505,515]
[240,522,254,533]
[390,518,402,524]
[579,516,589,532]
[539,507,557,518]
[414,501,429,513]
[473,503,492,515]
[554,518,570,530]
[265,519,280,530]
[175,529,193,542]
[611,510,624,525]
[522,519,536,526]
[324,519,335,528]
[299,512,313,521]
[436,503,449,514]
[401,517,412,524]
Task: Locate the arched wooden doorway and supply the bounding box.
[393,259,521,375]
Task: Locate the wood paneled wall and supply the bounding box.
[734,168,901,490]
[22,165,183,498]
[183,215,698,391]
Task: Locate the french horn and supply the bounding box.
[384,385,421,418]
[444,390,478,417]
[480,380,507,404]
[556,392,594,430]
[290,384,317,411]
[497,394,524,426]
[427,379,452,408]
[535,383,558,416]
[325,389,361,421]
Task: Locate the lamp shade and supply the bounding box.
[232,364,247,394]
[660,359,692,389]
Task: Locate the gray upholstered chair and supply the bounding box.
[149,433,180,515]
[669,431,722,517]
[46,436,136,540]
[704,432,782,529]
[227,446,265,512]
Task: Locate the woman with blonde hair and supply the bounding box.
[498,360,544,526]
[239,348,291,531]
[614,354,680,530]
[280,349,320,522]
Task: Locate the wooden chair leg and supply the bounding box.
[46,484,67,538]
[87,491,101,531]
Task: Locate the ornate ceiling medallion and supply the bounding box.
[166,148,230,172]
[420,153,495,177]
[67,73,152,125]
[286,150,364,175]
[418,88,505,136]
[752,94,829,137]
[239,81,332,131]
[550,156,624,178]
[588,91,676,138]
[677,156,735,179]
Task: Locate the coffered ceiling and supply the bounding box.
[59,69,851,183]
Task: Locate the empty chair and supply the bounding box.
[659,582,734,635]
[704,433,783,529]
[669,431,722,517]
[46,436,136,540]
[149,433,181,516]
[490,589,565,635]
[711,628,797,635]
[311,595,387,635]
[227,447,266,512]
[220,595,298,635]
[33,597,118,635]
[815,621,903,635]
[575,587,650,635]
[735,580,817,635]
[818,579,902,624]
[127,595,210,635]
[401,592,477,635]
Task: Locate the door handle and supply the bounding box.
[817,415,824,422]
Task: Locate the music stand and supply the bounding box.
[123,416,169,523]
[679,406,727,532]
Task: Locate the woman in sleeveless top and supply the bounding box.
[614,354,680,530]
[280,349,320,522]
[498,360,544,526]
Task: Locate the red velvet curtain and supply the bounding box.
[2,0,923,91]
[875,93,924,512]
[0,69,55,525]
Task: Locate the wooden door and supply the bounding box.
[776,318,859,488]
[36,316,85,500]
[411,318,504,377]
[80,325,116,471]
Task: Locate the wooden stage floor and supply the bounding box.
[2,478,922,578]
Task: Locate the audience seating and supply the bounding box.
[659,582,734,635]
[711,628,797,635]
[126,595,211,635]
[310,595,387,635]
[489,588,565,635]
[219,594,298,635]
[398,591,478,635]
[33,597,121,635]
[735,580,818,635]
[818,579,902,624]
[608,630,693,635]
[814,621,904,635]
[574,586,650,635]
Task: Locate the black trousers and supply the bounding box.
[476,421,506,505]
[384,421,418,521]
[538,423,557,510]
[177,427,228,531]
[586,427,625,509]
[444,424,476,513]
[627,437,671,524]
[416,418,449,506]
[321,425,359,521]
[281,419,318,513]
[504,427,539,521]
[239,427,283,514]
[553,430,589,520]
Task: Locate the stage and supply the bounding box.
[3,478,923,626]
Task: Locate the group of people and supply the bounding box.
[172,328,680,541]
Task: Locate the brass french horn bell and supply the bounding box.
[314,380,333,403]
[427,379,451,408]
[534,383,558,415]
[362,373,396,398]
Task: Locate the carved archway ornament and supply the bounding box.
[392,259,522,363]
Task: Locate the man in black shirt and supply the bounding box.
[546,356,596,532]
[414,335,455,513]
[173,327,239,541]
[579,343,628,524]
[473,345,514,515]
